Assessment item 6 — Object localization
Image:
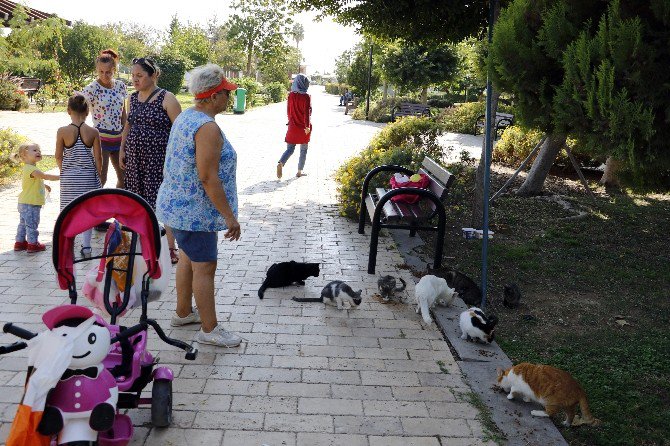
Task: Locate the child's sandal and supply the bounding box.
[169,248,179,265]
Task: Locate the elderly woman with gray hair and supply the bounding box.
[276,73,312,179]
[156,63,242,348]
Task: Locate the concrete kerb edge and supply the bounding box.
[387,229,568,446]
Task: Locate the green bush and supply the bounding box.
[351,97,422,123]
[235,77,261,108]
[325,83,349,95]
[0,128,28,178]
[427,97,453,108]
[0,76,29,111]
[153,54,187,94]
[494,125,592,167]
[265,82,287,103]
[335,117,445,218]
[437,101,485,134]
[493,125,545,165]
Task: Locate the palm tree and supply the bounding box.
[291,23,304,49]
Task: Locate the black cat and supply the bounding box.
[258,261,320,299]
[444,269,482,306]
[503,283,522,308]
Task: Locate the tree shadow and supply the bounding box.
[239,177,297,195]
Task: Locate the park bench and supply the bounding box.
[345,96,359,115]
[391,102,431,121]
[475,112,514,139]
[358,156,455,274]
[18,77,42,100]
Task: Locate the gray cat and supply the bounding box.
[292,281,363,309]
[503,283,522,308]
[377,275,407,301]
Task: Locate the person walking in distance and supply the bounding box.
[277,73,312,179]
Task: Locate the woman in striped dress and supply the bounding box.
[55,95,102,258]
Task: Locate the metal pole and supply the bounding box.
[481,0,495,311]
[490,135,547,203]
[564,144,597,203]
[365,44,373,120]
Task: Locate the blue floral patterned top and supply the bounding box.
[156,108,238,232]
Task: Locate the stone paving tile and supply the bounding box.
[0,87,491,445]
[296,432,369,446]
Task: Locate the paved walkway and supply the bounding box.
[0,87,494,446]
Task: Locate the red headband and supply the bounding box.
[194,77,238,99]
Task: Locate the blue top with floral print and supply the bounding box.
[156,108,238,232]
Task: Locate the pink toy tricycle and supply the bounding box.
[0,189,197,446]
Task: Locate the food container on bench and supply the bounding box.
[462,228,476,239]
[474,229,494,239]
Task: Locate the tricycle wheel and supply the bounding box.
[151,379,172,427]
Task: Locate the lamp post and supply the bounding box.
[480,0,497,310]
[365,44,373,120]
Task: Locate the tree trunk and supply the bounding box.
[599,156,621,187]
[515,133,567,196]
[245,42,254,76]
[383,82,388,102]
[421,87,428,105]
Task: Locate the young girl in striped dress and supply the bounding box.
[55,94,103,258]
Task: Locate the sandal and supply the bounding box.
[169,248,179,265]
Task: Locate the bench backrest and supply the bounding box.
[399,103,429,113]
[19,78,41,91]
[418,157,455,209]
[494,112,513,124]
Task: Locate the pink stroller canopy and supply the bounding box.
[53,189,163,290]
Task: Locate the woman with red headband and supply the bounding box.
[81,49,126,188]
[119,57,182,263]
[156,63,242,348]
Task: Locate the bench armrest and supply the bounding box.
[358,165,414,234]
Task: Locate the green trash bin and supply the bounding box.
[233,88,247,114]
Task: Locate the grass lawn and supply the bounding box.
[423,162,670,446]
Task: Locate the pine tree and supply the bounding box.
[554,0,668,186]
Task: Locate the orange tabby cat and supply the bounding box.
[496,362,600,427]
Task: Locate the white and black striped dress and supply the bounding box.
[60,123,101,211]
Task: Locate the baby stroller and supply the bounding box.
[0,189,197,445]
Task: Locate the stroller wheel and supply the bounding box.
[151,379,173,427]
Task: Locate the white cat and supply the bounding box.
[414,275,457,324]
[459,307,498,343]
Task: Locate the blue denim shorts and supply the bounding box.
[170,229,218,262]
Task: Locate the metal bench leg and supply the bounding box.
[433,215,446,270]
[358,198,367,235]
[409,223,417,237]
[368,221,381,274]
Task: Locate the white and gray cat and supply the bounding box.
[377,275,407,301]
[292,280,362,309]
[414,274,457,324]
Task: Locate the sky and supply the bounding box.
[22,0,360,75]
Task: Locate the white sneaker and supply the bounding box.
[170,308,201,327]
[196,325,242,347]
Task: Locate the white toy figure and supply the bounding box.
[36,305,118,444]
